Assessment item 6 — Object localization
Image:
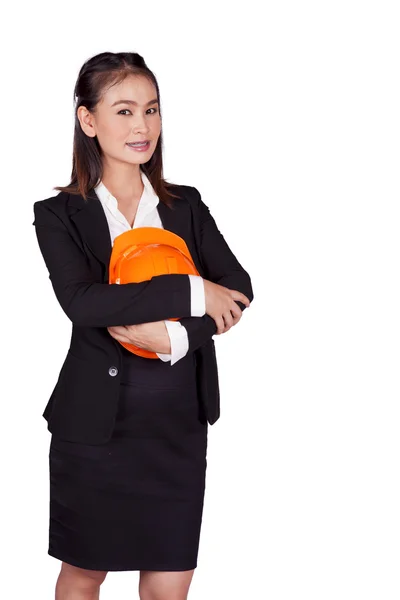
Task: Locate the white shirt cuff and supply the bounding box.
[156,319,189,366]
[188,274,206,316]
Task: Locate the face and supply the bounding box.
[77,74,161,166]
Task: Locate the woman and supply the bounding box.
[33,51,254,600]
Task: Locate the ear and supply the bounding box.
[77,105,97,139]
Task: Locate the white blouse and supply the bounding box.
[94,171,206,366]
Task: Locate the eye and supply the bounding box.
[118,108,159,115]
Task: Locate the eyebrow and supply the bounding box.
[111,98,159,107]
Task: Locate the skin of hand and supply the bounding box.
[203,280,251,334]
[107,321,171,353]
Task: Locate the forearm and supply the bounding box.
[61,276,191,328]
[33,201,193,327]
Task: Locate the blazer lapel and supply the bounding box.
[68,189,112,279]
[67,188,204,282]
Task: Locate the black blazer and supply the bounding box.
[33,183,254,445]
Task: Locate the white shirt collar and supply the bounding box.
[94,170,159,228]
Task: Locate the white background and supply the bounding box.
[1,1,399,598]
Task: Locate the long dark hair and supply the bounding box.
[54,51,180,207]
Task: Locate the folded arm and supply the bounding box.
[33,201,194,328]
[176,187,254,355]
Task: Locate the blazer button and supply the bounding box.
[108,366,118,377]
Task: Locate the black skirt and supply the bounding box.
[48,346,208,571]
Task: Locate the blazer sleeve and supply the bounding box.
[33,201,192,328]
[178,187,254,353]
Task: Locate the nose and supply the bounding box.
[131,114,150,134]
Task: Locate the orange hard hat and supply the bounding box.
[109,227,200,359]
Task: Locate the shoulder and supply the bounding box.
[32,191,70,227]
[167,183,201,208]
[33,190,68,212]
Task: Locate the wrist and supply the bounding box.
[161,321,172,353]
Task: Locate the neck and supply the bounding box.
[101,162,144,203]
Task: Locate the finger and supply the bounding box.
[230,290,250,306]
[230,302,243,320]
[112,325,129,335]
[108,329,131,343]
[215,316,225,335]
[222,311,234,332]
[232,312,242,326]
[108,326,122,336]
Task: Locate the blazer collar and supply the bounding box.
[67,188,195,281]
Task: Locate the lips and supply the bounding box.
[126,141,151,152]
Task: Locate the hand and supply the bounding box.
[203,279,251,335]
[107,321,171,354]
